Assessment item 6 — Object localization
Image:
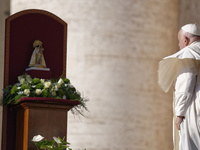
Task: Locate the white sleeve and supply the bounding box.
[174,59,197,117]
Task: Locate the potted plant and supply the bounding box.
[32,135,86,150]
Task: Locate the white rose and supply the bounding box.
[58,78,64,86]
[24,89,30,96]
[36,89,42,95]
[54,85,58,91]
[76,90,81,95]
[68,84,76,92]
[69,84,75,88]
[40,79,45,84]
[44,81,51,89]
[20,78,25,84]
[52,91,56,96]
[32,135,44,142]
[57,84,61,88]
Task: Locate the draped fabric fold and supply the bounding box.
[158,41,200,93]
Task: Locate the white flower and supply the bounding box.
[44,81,51,89]
[52,91,56,96]
[26,75,32,83]
[36,89,42,95]
[57,78,64,88]
[40,79,45,84]
[57,84,61,88]
[17,87,21,90]
[76,90,81,96]
[69,84,74,88]
[32,135,44,142]
[53,137,61,144]
[24,89,30,96]
[58,78,64,85]
[18,91,24,95]
[58,78,64,84]
[20,78,25,84]
[54,85,59,91]
[32,85,36,88]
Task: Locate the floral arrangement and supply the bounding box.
[32,135,86,150]
[1,74,88,115]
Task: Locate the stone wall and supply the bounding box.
[0,0,10,148]
[179,0,200,27]
[3,0,180,149]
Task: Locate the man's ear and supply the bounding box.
[184,37,190,46]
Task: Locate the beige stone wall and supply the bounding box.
[6,0,180,149]
[0,1,10,92]
[179,0,200,27]
[0,0,10,148]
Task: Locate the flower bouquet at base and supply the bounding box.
[1,74,88,116]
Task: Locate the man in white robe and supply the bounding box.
[158,23,200,150]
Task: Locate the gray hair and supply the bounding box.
[181,29,200,41]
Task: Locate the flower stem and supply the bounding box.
[34,143,40,150]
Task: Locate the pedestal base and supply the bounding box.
[25,67,51,79]
[13,98,79,150]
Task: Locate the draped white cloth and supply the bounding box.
[158,41,200,150]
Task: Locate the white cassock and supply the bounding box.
[158,41,200,150]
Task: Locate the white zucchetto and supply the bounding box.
[181,23,200,36]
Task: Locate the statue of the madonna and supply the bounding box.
[29,40,47,68]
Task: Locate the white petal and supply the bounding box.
[53,137,62,143]
[32,135,44,142]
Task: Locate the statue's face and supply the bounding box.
[37,45,42,51]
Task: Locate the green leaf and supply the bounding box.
[36,83,44,89]
[11,86,17,94]
[58,89,64,97]
[21,84,30,90]
[32,78,41,85]
[63,78,70,84]
[42,90,49,97]
[14,94,24,101]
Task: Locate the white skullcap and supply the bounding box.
[181,23,200,36]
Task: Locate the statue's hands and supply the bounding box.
[175,116,184,130]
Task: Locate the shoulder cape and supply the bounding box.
[158,41,200,93]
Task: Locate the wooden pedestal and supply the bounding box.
[13,99,78,150]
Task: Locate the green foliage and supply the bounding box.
[11,86,17,94]
[58,89,64,98]
[42,89,49,97]
[32,78,41,84]
[21,84,30,90]
[14,94,24,101]
[32,135,86,150]
[35,83,44,89]
[35,140,55,149]
[63,78,70,84]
